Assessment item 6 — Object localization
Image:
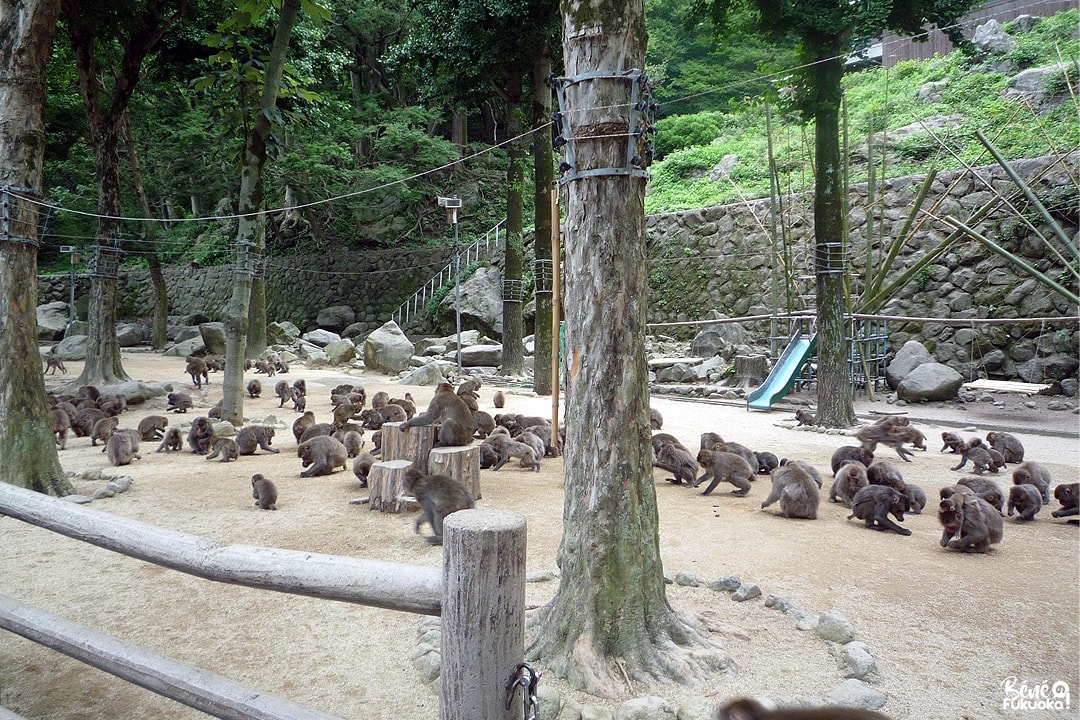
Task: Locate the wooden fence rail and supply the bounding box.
[0,482,525,720]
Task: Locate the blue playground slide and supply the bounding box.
[746,331,818,411]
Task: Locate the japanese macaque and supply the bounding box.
[206,436,239,462]
[296,435,349,477]
[400,383,476,447]
[403,468,476,545]
[236,425,279,455]
[251,474,278,510]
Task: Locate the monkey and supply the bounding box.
[370,391,389,410]
[694,450,754,496]
[53,399,79,420]
[871,415,909,429]
[275,380,291,407]
[204,356,224,372]
[403,468,476,545]
[493,390,505,409]
[794,408,816,426]
[719,441,758,470]
[866,460,906,492]
[778,459,823,488]
[299,423,334,444]
[1007,484,1042,521]
[652,433,687,457]
[292,411,316,443]
[243,359,253,371]
[291,388,306,412]
[903,483,928,514]
[297,435,349,477]
[136,415,169,441]
[515,431,546,469]
[847,485,912,536]
[377,404,407,424]
[264,352,283,372]
[480,433,540,472]
[330,393,351,407]
[348,390,367,408]
[291,379,306,398]
[388,397,416,420]
[78,385,102,402]
[456,379,482,397]
[166,392,193,414]
[524,423,561,457]
[855,424,915,462]
[478,442,499,469]
[458,392,479,412]
[938,493,1004,553]
[333,402,361,428]
[401,383,477,447]
[719,697,892,719]
[699,431,724,452]
[760,462,820,519]
[940,431,967,453]
[253,359,276,376]
[370,430,382,457]
[336,429,365,458]
[43,353,67,375]
[352,452,375,488]
[331,383,355,397]
[97,395,125,417]
[236,425,280,455]
[185,355,209,388]
[206,436,240,462]
[208,401,223,419]
[70,408,105,438]
[106,430,141,466]
[155,427,184,453]
[251,474,278,510]
[359,408,386,431]
[1052,483,1079,520]
[246,379,262,399]
[91,416,120,447]
[649,407,664,430]
[950,439,1001,475]
[1011,461,1052,503]
[957,476,1005,515]
[473,410,496,439]
[829,446,874,475]
[186,416,214,455]
[49,408,71,450]
[892,425,927,451]
[985,431,1024,463]
[829,462,869,507]
[653,442,699,485]
[753,451,779,475]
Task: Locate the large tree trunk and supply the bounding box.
[527,0,728,697]
[500,70,526,376]
[531,46,554,396]
[811,41,855,428]
[221,0,301,426]
[0,0,75,496]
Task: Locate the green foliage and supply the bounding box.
[425,261,485,317]
[654,111,722,158]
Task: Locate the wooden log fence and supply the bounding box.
[0,482,525,720]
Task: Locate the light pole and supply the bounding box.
[59,245,78,323]
[438,196,463,371]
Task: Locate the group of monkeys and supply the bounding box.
[651,411,1076,553]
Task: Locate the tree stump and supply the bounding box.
[734,354,769,389]
[428,445,482,501]
[367,459,416,514]
[381,422,437,473]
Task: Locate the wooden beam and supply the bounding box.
[0,593,341,720]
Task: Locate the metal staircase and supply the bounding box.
[391,219,506,330]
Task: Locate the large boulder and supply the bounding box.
[886,340,935,389]
[316,305,356,333]
[199,322,227,356]
[52,334,87,360]
[267,321,301,346]
[323,338,357,365]
[163,336,205,357]
[399,362,449,386]
[457,344,503,367]
[973,19,1016,55]
[897,362,964,402]
[116,323,147,347]
[37,301,70,342]
[442,265,503,335]
[302,329,342,348]
[690,311,748,358]
[362,320,415,374]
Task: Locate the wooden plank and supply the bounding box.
[0,593,341,720]
[963,379,1052,395]
[0,482,440,616]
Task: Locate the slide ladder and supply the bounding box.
[746,330,817,411]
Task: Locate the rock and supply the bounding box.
[615,695,678,720]
[52,334,88,360]
[398,362,449,386]
[557,697,584,720]
[732,582,761,602]
[458,344,503,367]
[581,705,614,720]
[824,679,888,711]
[764,595,793,613]
[675,696,722,720]
[341,322,367,340]
[656,362,701,383]
[362,321,415,374]
[36,301,70,341]
[896,362,964,402]
[116,323,147,347]
[527,570,559,583]
[323,339,357,365]
[816,610,855,643]
[537,684,564,720]
[267,321,301,345]
[316,305,355,332]
[918,79,947,102]
[183,312,212,325]
[708,575,741,592]
[690,311,747,357]
[441,265,503,336]
[63,495,94,504]
[796,614,820,631]
[105,476,133,493]
[198,322,226,356]
[302,329,342,347]
[674,570,702,587]
[841,641,878,679]
[444,329,481,350]
[885,340,935,388]
[172,325,201,344]
[66,320,88,337]
[973,19,1015,55]
[97,381,167,405]
[709,154,738,180]
[411,648,441,684]
[92,487,116,500]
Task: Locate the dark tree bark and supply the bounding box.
[531,46,554,396]
[0,0,75,495]
[500,68,527,377]
[527,0,728,696]
[811,41,856,428]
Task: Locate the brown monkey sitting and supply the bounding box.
[246,379,262,399]
[829,462,869,507]
[403,468,475,545]
[251,474,278,510]
[106,430,141,466]
[649,407,663,430]
[492,390,505,409]
[292,411,316,443]
[187,417,214,455]
[761,462,820,519]
[401,383,476,447]
[296,435,349,477]
[1007,484,1042,521]
[1052,482,1079,520]
[91,416,120,447]
[137,415,169,441]
[1011,461,1052,503]
[236,425,279,455]
[986,431,1024,463]
[794,408,816,426]
[938,494,1003,553]
[848,485,911,536]
[352,452,375,488]
[155,427,184,453]
[166,392,193,413]
[206,436,239,462]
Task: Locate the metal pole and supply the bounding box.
[69,256,76,323]
[454,218,462,371]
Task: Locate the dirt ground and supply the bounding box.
[1,349,1077,720]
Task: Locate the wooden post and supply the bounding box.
[440,509,526,720]
[427,446,481,501]
[550,187,561,440]
[381,421,437,473]
[367,459,416,513]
